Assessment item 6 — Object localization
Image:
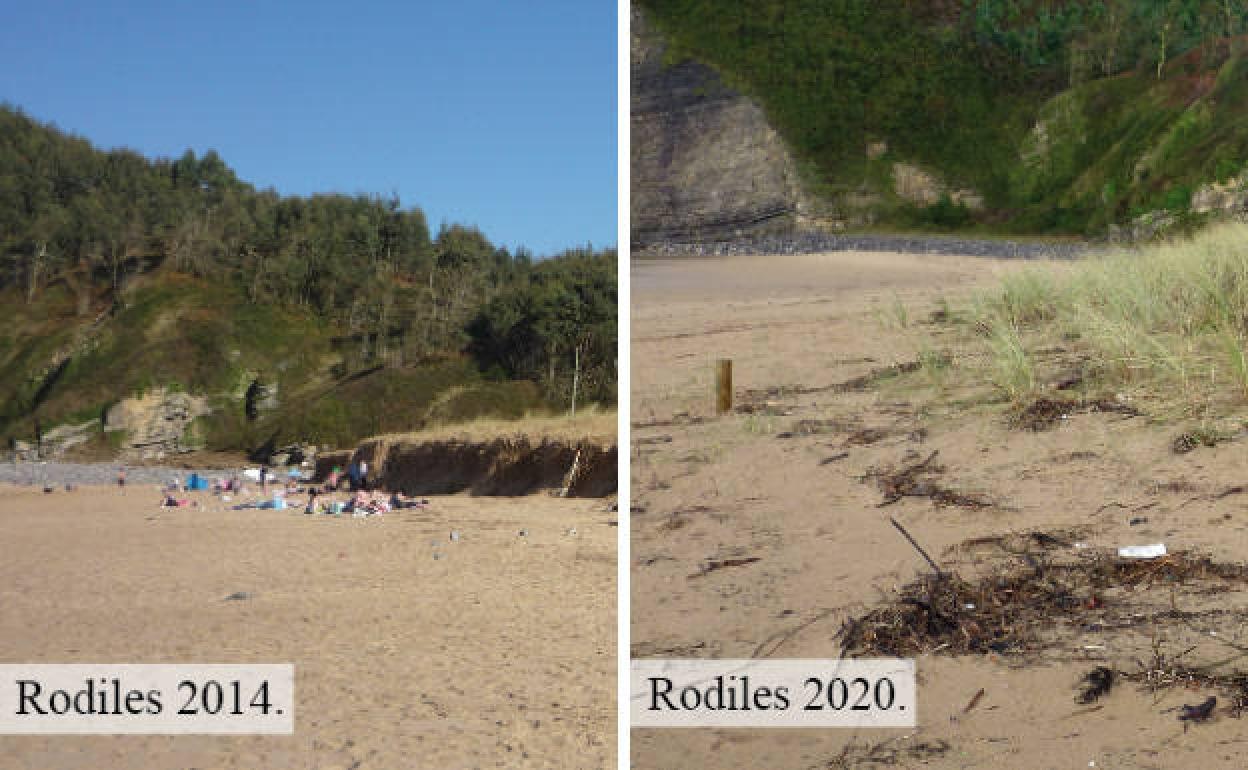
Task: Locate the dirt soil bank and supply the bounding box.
[315,438,617,498]
[632,250,1248,769]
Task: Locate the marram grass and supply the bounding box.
[972,223,1248,415]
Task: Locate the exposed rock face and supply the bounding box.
[104,387,212,458]
[631,5,800,246]
[39,419,99,457]
[1192,174,1248,216]
[1107,210,1179,243]
[891,163,984,210]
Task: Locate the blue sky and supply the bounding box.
[0,1,617,256]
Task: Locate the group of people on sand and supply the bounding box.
[322,461,371,493]
[143,463,429,517]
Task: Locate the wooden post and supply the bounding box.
[715,359,733,414]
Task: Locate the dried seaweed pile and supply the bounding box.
[1120,667,1248,715]
[862,450,993,508]
[734,359,933,415]
[842,549,1248,658]
[843,567,1069,657]
[831,360,924,392]
[775,417,861,438]
[1009,396,1140,431]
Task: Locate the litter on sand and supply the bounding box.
[1117,543,1167,559]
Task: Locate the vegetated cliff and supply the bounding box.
[0,278,552,463]
[631,5,801,247]
[633,1,1248,242]
[0,108,617,460]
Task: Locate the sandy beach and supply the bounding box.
[632,250,1248,768]
[0,481,616,768]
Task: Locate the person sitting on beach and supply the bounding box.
[388,492,429,510]
[389,491,429,511]
[305,489,319,515]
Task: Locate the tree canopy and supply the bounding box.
[0,105,616,410]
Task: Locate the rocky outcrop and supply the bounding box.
[103,387,212,459]
[631,5,800,247]
[39,419,99,457]
[10,439,38,462]
[891,163,984,210]
[1192,174,1248,216]
[1107,210,1179,243]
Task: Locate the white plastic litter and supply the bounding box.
[1118,543,1167,559]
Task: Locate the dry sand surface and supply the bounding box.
[0,483,615,768]
[632,250,1248,768]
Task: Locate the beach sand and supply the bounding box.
[632,250,1248,768]
[0,483,615,768]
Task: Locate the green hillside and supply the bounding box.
[640,0,1248,235]
[0,107,615,455]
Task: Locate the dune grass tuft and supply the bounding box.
[969,223,1248,414]
[374,405,616,447]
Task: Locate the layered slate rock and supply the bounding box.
[104,387,212,458]
[631,5,800,247]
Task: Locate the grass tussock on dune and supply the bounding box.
[968,223,1248,418]
[375,406,617,447]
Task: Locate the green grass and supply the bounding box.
[0,273,334,439]
[234,360,547,451]
[968,223,1248,415]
